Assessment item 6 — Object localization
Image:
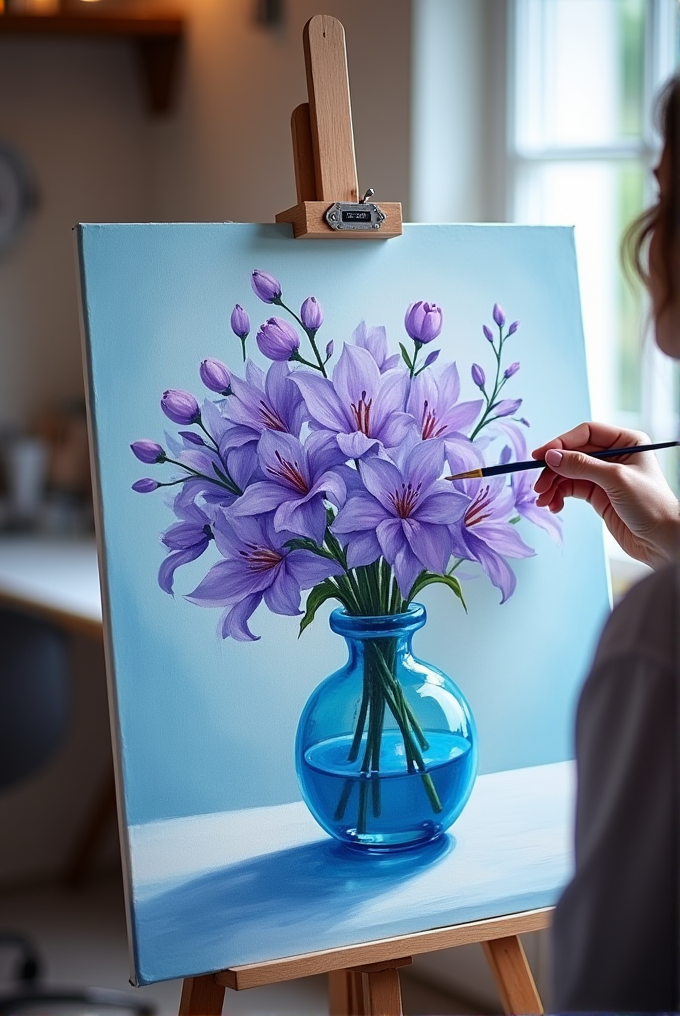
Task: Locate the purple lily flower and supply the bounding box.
[406,363,483,448]
[158,499,214,595]
[447,445,535,603]
[333,441,467,598]
[492,303,506,328]
[231,429,348,544]
[200,358,232,394]
[256,317,300,361]
[301,296,324,332]
[404,301,443,344]
[291,343,412,459]
[221,360,307,451]
[351,321,400,372]
[131,440,165,464]
[186,514,343,641]
[161,389,201,426]
[499,424,562,544]
[230,304,250,339]
[251,270,282,304]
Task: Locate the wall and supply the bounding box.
[0,0,412,433]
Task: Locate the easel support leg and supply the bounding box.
[328,969,366,1015]
[482,935,543,1015]
[179,974,225,1015]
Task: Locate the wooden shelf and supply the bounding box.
[0,10,185,113]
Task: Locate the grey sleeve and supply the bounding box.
[551,651,678,1011]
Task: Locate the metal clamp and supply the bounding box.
[325,189,386,231]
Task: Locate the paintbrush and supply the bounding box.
[446,439,680,481]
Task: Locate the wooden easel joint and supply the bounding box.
[275,15,403,239]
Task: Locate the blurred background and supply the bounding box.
[0,1,677,1013]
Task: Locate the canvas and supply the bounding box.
[77,222,610,985]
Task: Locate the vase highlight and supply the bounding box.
[295,604,478,850]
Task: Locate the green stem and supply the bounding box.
[277,298,328,377]
[164,457,240,495]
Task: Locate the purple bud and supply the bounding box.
[161,389,201,425]
[200,358,232,394]
[504,361,520,379]
[471,363,486,388]
[325,339,334,360]
[494,398,522,417]
[130,440,165,464]
[179,430,205,446]
[404,301,443,344]
[519,417,531,427]
[492,303,506,328]
[132,478,160,493]
[423,349,440,368]
[301,296,324,332]
[251,269,282,304]
[508,320,520,335]
[230,304,250,339]
[482,325,494,343]
[256,317,300,361]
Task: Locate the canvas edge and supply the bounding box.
[72,223,142,988]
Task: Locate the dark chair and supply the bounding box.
[0,608,154,1016]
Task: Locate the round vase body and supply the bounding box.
[295,604,478,850]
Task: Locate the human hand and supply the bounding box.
[532,421,680,568]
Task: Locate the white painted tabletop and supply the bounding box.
[127,760,575,984]
[0,534,102,629]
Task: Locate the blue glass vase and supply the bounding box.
[295,604,478,851]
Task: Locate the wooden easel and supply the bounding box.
[178,15,550,1015]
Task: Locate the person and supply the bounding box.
[530,74,679,1011]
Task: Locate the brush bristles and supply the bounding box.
[446,468,484,480]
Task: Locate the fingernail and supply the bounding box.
[545,449,563,467]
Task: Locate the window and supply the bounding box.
[509,0,679,479]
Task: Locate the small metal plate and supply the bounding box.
[325,202,386,231]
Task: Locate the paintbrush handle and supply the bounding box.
[447,440,679,480]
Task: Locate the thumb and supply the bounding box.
[544,447,628,491]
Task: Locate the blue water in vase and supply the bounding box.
[302,729,476,850]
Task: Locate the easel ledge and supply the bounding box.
[178,15,550,1016]
[179,907,550,1015]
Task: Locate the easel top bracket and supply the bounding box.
[275,15,403,239]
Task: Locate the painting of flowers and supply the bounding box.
[77,222,610,984]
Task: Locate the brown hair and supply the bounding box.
[623,75,680,308]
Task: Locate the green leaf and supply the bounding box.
[398,342,413,369]
[509,515,521,525]
[284,537,336,560]
[299,581,342,636]
[408,571,467,613]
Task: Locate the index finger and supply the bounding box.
[531,421,637,460]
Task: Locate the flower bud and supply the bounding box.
[492,303,506,328]
[325,339,334,360]
[483,325,494,343]
[423,349,440,368]
[230,304,250,339]
[179,430,205,446]
[504,362,520,379]
[161,389,201,425]
[471,363,486,388]
[508,320,520,335]
[251,269,282,304]
[494,398,522,417]
[256,317,300,361]
[200,358,232,394]
[404,301,443,344]
[301,296,324,331]
[519,417,531,427]
[132,478,160,493]
[131,440,165,464]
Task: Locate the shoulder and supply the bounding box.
[592,563,677,673]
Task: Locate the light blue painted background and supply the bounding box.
[78,223,610,829]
